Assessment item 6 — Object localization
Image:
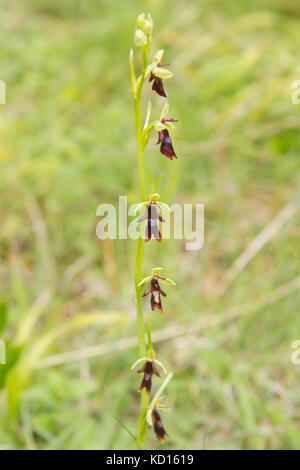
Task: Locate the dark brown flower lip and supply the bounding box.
[137,202,165,242]
[137,359,160,394]
[142,277,167,313]
[149,62,170,98]
[152,408,168,443]
[150,75,167,98]
[157,129,177,160]
[156,117,178,160]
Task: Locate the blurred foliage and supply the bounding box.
[0,0,300,450]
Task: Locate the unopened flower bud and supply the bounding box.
[137,13,153,34]
[134,28,148,47]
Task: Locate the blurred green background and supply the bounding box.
[0,0,300,450]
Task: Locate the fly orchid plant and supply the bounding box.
[129,13,178,449]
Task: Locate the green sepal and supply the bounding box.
[152,67,173,79]
[158,277,176,287]
[138,275,152,287]
[160,103,169,121]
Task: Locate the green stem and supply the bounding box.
[135,237,148,449]
[134,97,146,201]
[147,324,153,352]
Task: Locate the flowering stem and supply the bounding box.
[129,13,177,449]
[131,45,150,450]
[147,324,153,352]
